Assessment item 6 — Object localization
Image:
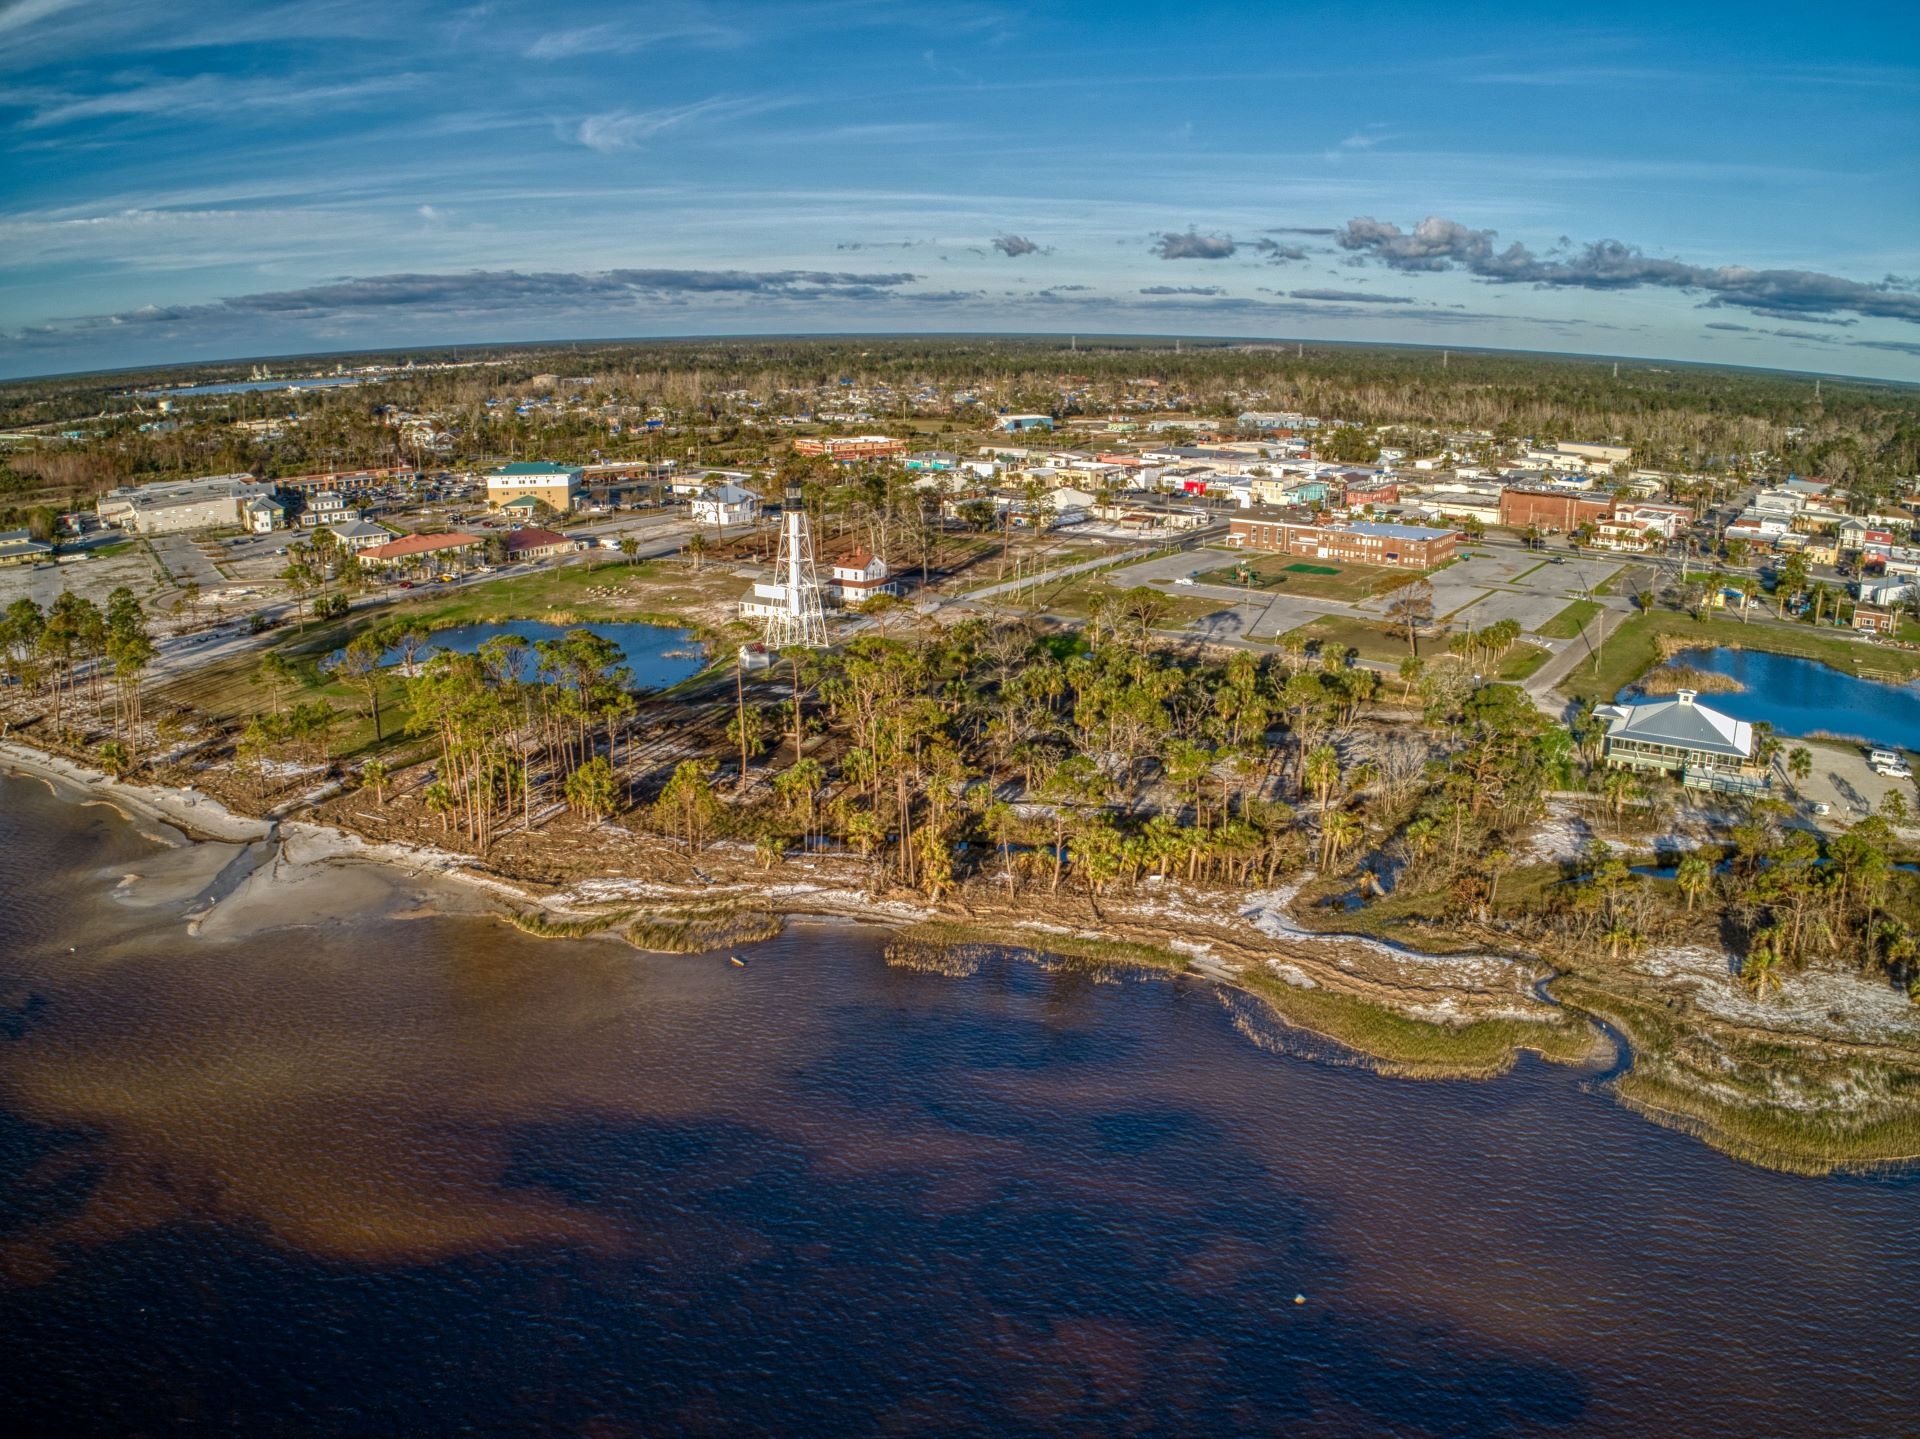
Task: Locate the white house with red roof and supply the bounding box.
[826,549,897,606]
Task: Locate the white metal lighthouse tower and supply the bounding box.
[761,483,828,649]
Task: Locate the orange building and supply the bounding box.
[791,435,908,461]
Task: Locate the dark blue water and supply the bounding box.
[1627,647,1920,748]
[135,376,370,397]
[2,774,1917,1436]
[383,620,706,688]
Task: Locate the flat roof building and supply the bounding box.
[1228,515,1456,569]
[486,462,580,513]
[96,473,281,535]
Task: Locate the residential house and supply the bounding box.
[689,482,761,527]
[1595,689,1769,795]
[1853,605,1903,635]
[826,550,898,606]
[300,491,351,528]
[324,519,391,553]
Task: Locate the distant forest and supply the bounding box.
[4,336,1917,526]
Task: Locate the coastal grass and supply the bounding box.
[887,918,1193,973]
[1238,970,1600,1080]
[1558,610,1920,702]
[506,907,635,940]
[1533,598,1602,640]
[1554,978,1920,1175]
[623,904,783,953]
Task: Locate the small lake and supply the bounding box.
[1625,647,1920,749]
[381,620,706,689]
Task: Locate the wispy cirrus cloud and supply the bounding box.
[571,97,762,152]
[20,70,418,128]
[1336,215,1920,325]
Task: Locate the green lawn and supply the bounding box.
[1498,644,1552,680]
[1533,598,1603,639]
[1296,613,1418,663]
[1193,555,1425,603]
[1558,609,1920,702]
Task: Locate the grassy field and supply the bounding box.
[1533,598,1603,639]
[1558,609,1920,702]
[1193,555,1425,603]
[1297,613,1416,664]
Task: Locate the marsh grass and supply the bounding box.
[1555,979,1920,1175]
[624,904,784,953]
[1240,970,1600,1080]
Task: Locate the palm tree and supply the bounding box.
[1740,935,1785,999]
[1303,742,1341,814]
[1674,853,1713,912]
[1319,809,1364,868]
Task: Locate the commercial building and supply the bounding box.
[996,414,1055,433]
[503,527,575,562]
[358,531,483,570]
[1228,516,1456,569]
[0,529,53,566]
[790,435,908,461]
[1594,690,1769,795]
[486,462,581,514]
[96,473,284,535]
[1497,487,1613,533]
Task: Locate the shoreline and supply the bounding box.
[7,731,1919,1176]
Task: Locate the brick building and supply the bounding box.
[790,435,907,461]
[1228,516,1456,569]
[1498,487,1613,532]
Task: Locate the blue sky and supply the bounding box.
[2,0,1917,380]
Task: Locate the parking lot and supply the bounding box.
[1109,541,1637,647]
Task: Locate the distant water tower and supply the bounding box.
[762,477,828,649]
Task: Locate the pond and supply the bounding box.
[380,620,707,689]
[1624,647,1920,750]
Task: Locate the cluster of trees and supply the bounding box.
[1563,810,1919,1001]
[394,629,636,854]
[1,587,154,758]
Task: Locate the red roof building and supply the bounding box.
[359,531,482,566]
[503,526,574,560]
